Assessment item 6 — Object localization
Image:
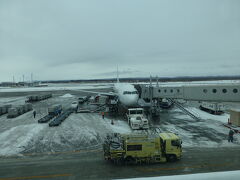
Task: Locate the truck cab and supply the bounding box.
[126,108,149,130]
[159,133,182,161]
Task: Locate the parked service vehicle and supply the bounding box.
[103,132,182,164]
[199,102,225,115]
[98,95,108,105]
[89,96,96,103]
[26,94,52,102]
[48,104,62,116]
[78,96,88,103]
[159,98,174,109]
[49,108,73,127]
[126,108,149,130]
[71,101,78,109]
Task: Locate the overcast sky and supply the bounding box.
[0,0,239,82]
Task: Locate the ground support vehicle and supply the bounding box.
[103,132,182,164]
[49,108,73,127]
[38,104,63,123]
[38,114,55,123]
[78,96,89,104]
[71,101,79,113]
[159,98,174,109]
[126,108,149,130]
[199,102,225,115]
[0,104,12,116]
[48,104,62,116]
[26,94,52,103]
[7,103,33,118]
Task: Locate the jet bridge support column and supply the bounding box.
[149,77,153,120]
[146,77,161,121]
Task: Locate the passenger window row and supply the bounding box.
[158,89,180,93]
[203,88,238,94]
[156,88,239,94]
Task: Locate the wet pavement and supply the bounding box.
[0,147,240,180]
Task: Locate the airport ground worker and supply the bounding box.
[75,105,78,113]
[55,109,58,116]
[58,109,61,115]
[228,118,231,125]
[228,129,234,143]
[33,110,36,118]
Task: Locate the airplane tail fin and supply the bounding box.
[150,75,152,87]
[156,75,159,87]
[117,66,119,83]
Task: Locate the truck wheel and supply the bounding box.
[117,158,124,165]
[167,155,177,162]
[125,156,135,164]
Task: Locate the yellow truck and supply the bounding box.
[103,132,182,164]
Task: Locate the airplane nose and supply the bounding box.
[126,95,138,106]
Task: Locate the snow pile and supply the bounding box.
[103,118,131,134]
[60,93,74,98]
[0,124,46,156]
[18,114,132,154]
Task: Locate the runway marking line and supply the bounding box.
[0,173,72,180]
[137,163,231,172]
[1,149,102,158]
[23,149,102,156]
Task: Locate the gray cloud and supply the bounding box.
[0,0,240,82]
[95,69,141,77]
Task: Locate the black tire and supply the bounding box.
[166,154,177,162]
[124,156,135,164]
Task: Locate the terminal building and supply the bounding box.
[229,109,240,127]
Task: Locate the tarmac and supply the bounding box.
[0,86,240,179]
[0,147,240,180]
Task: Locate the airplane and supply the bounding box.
[76,69,140,107]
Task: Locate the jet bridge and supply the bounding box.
[139,83,240,102]
[137,82,240,121]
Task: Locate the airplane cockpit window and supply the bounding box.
[123,91,138,95]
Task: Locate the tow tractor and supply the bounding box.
[126,108,149,130]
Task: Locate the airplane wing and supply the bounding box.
[74,89,117,97]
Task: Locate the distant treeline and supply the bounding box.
[42,75,240,83]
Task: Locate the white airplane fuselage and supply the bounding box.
[113,83,139,107]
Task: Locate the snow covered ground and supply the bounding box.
[0,91,131,156]
[1,79,239,93]
[0,83,111,93]
[0,82,239,157]
[156,105,240,148]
